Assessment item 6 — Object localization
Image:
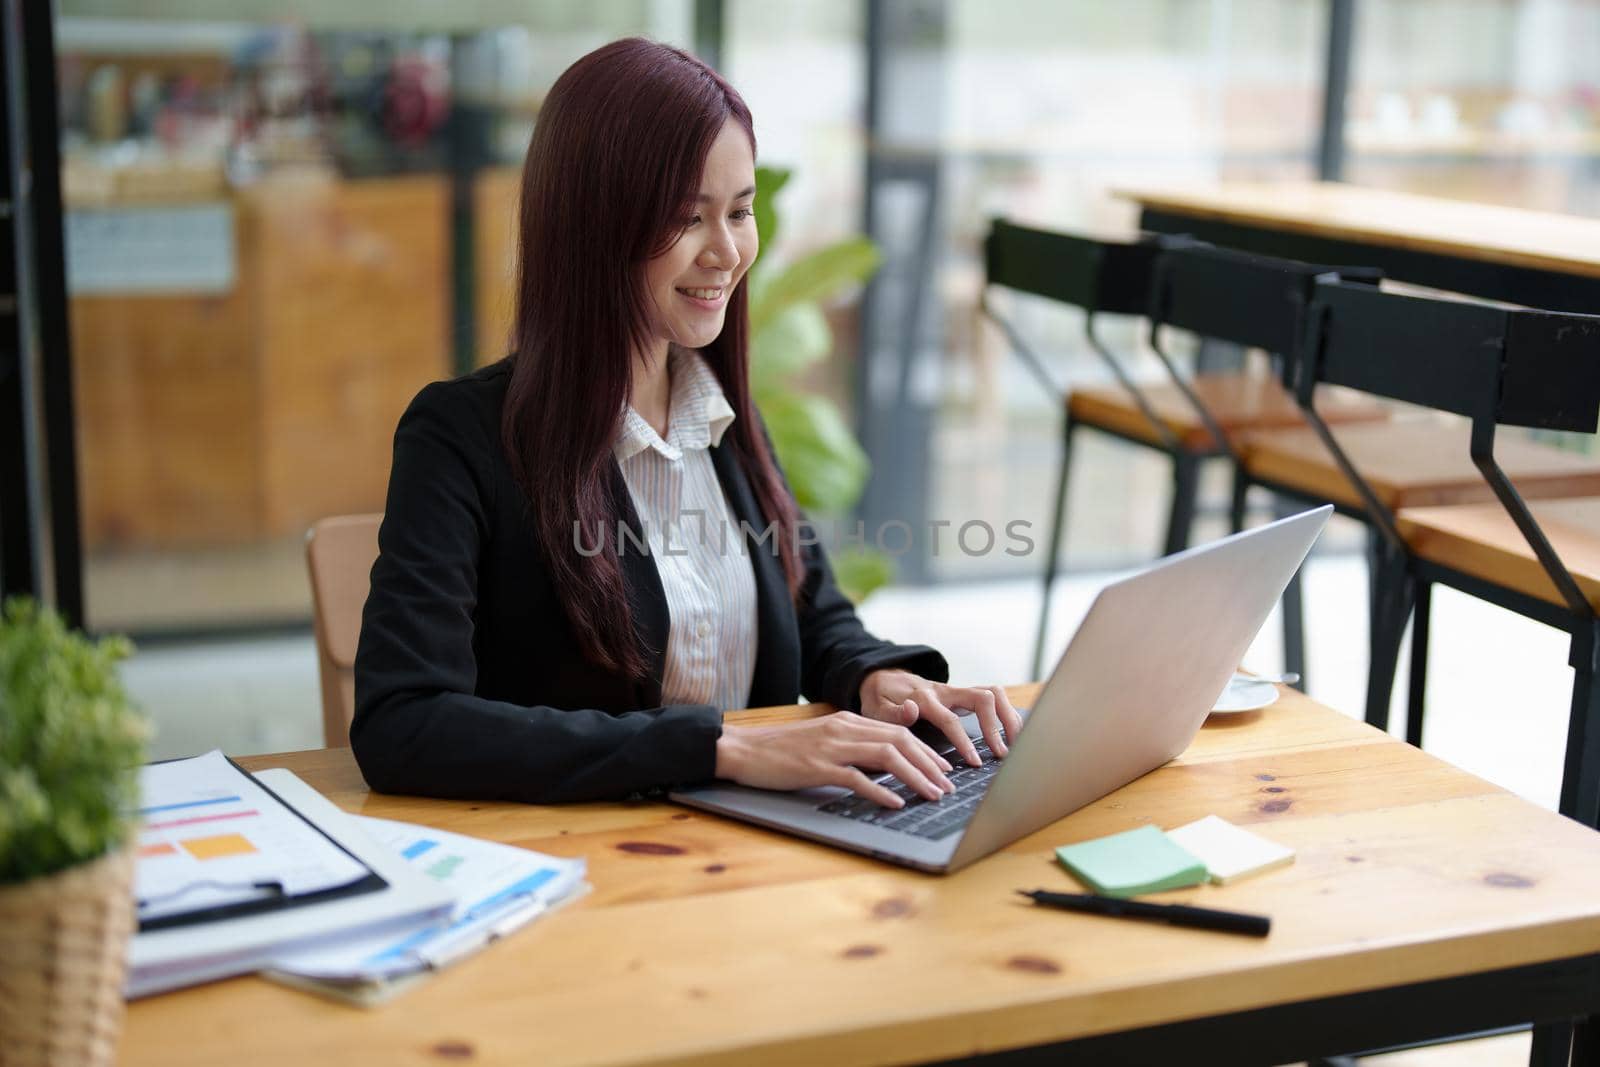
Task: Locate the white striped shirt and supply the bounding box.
[614,346,759,712]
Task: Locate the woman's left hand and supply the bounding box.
[858,670,1024,767]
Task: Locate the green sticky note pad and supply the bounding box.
[1054,825,1208,898]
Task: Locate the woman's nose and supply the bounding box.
[698,227,738,271]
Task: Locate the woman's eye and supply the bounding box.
[731,208,753,221]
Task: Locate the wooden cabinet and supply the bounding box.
[70,173,451,550]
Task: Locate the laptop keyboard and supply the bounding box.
[815,736,1001,840]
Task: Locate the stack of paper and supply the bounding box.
[1166,815,1295,885]
[1054,825,1208,898]
[128,753,455,998]
[1054,817,1296,899]
[263,805,586,997]
[128,756,589,1004]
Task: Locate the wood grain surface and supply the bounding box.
[1067,377,1386,450]
[1114,182,1600,280]
[119,685,1600,1067]
[1240,419,1600,511]
[1399,497,1600,612]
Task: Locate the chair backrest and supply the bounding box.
[983,218,1159,315]
[305,513,382,748]
[1295,278,1600,618]
[1148,242,1382,360]
[1299,279,1600,434]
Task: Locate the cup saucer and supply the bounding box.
[1211,673,1282,714]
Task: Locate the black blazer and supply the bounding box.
[352,359,948,804]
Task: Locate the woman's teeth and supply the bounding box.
[679,287,722,300]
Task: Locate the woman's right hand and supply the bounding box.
[713,712,955,809]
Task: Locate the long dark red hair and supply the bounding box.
[502,37,802,680]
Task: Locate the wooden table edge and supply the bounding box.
[1110,183,1600,282]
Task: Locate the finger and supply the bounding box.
[886,728,955,792]
[990,685,1025,742]
[915,699,978,768]
[836,740,942,802]
[855,697,917,729]
[851,705,951,771]
[896,701,954,773]
[919,691,982,767]
[833,766,902,809]
[850,741,945,802]
[857,699,898,725]
[961,686,1009,758]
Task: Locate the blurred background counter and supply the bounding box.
[68,172,451,556]
[54,10,545,630]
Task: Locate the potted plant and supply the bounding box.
[0,598,148,1067]
[748,164,893,602]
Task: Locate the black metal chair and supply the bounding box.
[1288,278,1600,829]
[981,221,1389,681]
[979,221,1163,679]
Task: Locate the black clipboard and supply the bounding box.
[135,753,388,933]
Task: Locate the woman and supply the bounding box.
[352,37,1022,808]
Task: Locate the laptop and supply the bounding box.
[671,506,1331,873]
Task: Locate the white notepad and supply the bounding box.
[1166,815,1295,885]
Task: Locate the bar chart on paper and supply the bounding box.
[134,751,370,924]
[140,791,261,863]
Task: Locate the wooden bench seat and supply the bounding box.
[1398,498,1600,613]
[1067,374,1387,451]
[1239,419,1600,512]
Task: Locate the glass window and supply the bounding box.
[55,3,693,634]
[929,0,1326,579]
[1345,0,1600,216]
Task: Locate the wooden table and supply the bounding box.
[1116,180,1600,314]
[119,686,1600,1067]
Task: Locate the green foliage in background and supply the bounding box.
[0,598,148,884]
[748,165,893,602]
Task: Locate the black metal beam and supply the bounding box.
[1317,0,1356,180]
[6,1,83,625]
[926,953,1600,1067]
[0,12,34,602]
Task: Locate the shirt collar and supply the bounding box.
[613,347,737,464]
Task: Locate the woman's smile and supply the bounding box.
[677,285,727,310]
[641,119,758,352]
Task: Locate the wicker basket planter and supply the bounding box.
[0,845,136,1067]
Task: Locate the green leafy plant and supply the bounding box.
[748,165,893,602]
[0,598,148,884]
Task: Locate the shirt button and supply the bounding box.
[696,620,711,639]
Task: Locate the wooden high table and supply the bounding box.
[120,685,1600,1066]
[1116,180,1600,313]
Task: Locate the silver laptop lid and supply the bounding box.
[945,506,1330,871]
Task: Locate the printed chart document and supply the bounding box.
[267,812,587,984]
[135,750,372,926]
[128,756,453,998]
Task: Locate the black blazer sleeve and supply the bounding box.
[350,382,723,804]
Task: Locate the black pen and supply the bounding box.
[1017,889,1271,937]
